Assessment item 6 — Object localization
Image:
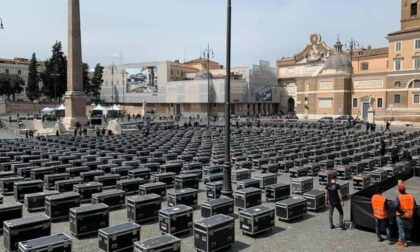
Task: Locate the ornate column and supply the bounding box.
[63,0,87,130]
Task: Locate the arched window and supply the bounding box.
[408,79,420,88]
[411,3,418,17]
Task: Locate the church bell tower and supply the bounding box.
[401,0,420,31]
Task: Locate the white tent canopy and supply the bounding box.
[56,104,65,110]
[92,104,107,112]
[108,104,122,111]
[41,107,55,113]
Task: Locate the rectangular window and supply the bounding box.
[396,41,402,52]
[414,94,420,104]
[395,60,402,71]
[416,39,420,49]
[352,98,358,108]
[415,58,420,69]
[361,63,369,70]
[18,70,22,75]
[5,69,9,74]
[394,94,401,104]
[413,80,420,88]
[377,98,383,108]
[412,3,418,16]
[319,98,332,109]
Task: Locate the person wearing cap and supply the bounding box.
[371,188,392,244]
[394,183,417,247]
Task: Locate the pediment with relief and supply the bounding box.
[294,33,333,63]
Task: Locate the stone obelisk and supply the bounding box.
[63,0,87,130]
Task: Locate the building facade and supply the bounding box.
[101,59,281,116]
[277,0,420,122]
[0,57,30,101]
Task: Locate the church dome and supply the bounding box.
[323,39,352,70]
[324,54,352,70]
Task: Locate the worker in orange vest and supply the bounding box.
[394,183,417,247]
[371,188,392,244]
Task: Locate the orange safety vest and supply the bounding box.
[371,194,388,220]
[397,194,415,219]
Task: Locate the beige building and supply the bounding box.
[0,57,30,101]
[101,59,281,116]
[277,0,420,122]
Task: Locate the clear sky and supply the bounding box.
[0,0,400,68]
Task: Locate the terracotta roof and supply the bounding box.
[169,62,199,70]
[0,57,30,65]
[184,58,220,65]
[351,47,388,58]
[388,27,420,36]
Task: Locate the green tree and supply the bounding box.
[41,41,67,101]
[82,63,90,95]
[9,75,25,101]
[26,53,41,101]
[89,63,104,101]
[0,73,25,101]
[0,73,10,100]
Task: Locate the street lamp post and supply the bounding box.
[222,0,233,198]
[203,44,214,128]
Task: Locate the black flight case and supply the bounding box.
[3,215,51,252]
[55,178,83,193]
[167,188,198,207]
[239,205,275,236]
[206,181,223,200]
[265,183,290,202]
[45,192,81,221]
[18,233,72,252]
[174,174,199,190]
[117,178,146,195]
[194,214,235,252]
[303,189,326,212]
[127,194,161,223]
[134,234,181,252]
[24,191,59,212]
[276,197,307,221]
[73,182,103,203]
[234,187,262,210]
[159,204,193,235]
[14,180,43,203]
[0,203,23,234]
[92,189,126,210]
[201,197,234,218]
[139,182,167,199]
[98,222,141,252]
[69,203,109,238]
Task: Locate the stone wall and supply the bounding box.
[1,101,90,115]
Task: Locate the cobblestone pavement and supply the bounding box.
[0,169,418,252]
[0,117,419,251]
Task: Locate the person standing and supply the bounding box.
[325,175,346,230]
[394,183,416,247]
[366,122,370,133]
[380,140,386,156]
[385,120,391,132]
[371,188,392,244]
[391,145,399,164]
